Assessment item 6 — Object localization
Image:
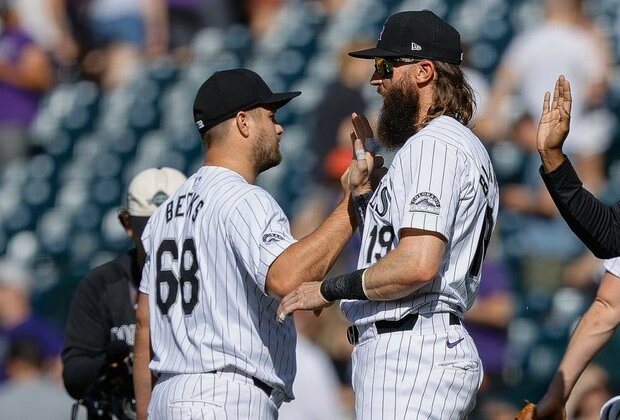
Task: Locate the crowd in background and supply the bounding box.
[2,0,620,418]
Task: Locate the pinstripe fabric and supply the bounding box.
[341,116,497,419]
[352,314,482,420]
[342,116,499,325]
[148,371,278,419]
[603,257,620,278]
[139,166,298,417]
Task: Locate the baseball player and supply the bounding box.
[278,10,499,419]
[133,69,374,420]
[62,167,186,419]
[513,77,620,419]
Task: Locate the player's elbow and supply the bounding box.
[409,260,441,285]
[265,273,298,299]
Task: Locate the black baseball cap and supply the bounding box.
[193,69,301,134]
[349,10,463,64]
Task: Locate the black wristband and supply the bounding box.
[320,269,369,301]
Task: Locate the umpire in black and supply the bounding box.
[62,167,186,419]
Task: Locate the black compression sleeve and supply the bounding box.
[352,192,373,236]
[320,269,369,301]
[540,158,620,259]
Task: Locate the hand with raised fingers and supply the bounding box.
[347,112,385,195]
[537,75,572,172]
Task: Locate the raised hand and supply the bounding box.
[537,75,572,172]
[345,112,386,195]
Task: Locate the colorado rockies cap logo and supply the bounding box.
[263,233,284,244]
[150,191,169,207]
[409,192,440,215]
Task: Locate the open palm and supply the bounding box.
[537,75,572,153]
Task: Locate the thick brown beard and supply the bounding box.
[254,129,282,174]
[377,78,420,151]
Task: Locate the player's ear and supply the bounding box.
[414,60,435,85]
[235,111,251,138]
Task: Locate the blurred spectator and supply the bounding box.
[166,0,242,64]
[567,364,612,420]
[464,256,515,391]
[13,0,78,66]
[278,310,347,420]
[477,397,518,420]
[75,0,168,89]
[310,40,373,185]
[478,0,613,193]
[500,113,586,295]
[244,0,284,39]
[0,259,63,383]
[0,0,55,166]
[0,337,74,420]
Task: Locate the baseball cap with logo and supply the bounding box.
[125,167,187,236]
[349,10,463,64]
[193,69,301,135]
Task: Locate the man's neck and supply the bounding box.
[205,150,257,184]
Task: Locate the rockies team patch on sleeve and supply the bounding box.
[409,192,441,215]
[262,233,284,244]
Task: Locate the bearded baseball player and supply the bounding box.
[278,10,499,419]
[133,69,375,419]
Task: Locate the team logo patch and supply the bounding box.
[409,192,440,215]
[149,191,169,207]
[263,233,284,244]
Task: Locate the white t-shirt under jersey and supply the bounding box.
[140,166,297,401]
[342,116,499,326]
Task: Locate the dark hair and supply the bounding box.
[424,61,475,127]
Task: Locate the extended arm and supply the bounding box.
[536,75,620,258]
[535,271,620,418]
[540,158,620,259]
[133,292,154,420]
[267,195,356,298]
[276,229,446,315]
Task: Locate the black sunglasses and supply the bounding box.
[374,57,420,78]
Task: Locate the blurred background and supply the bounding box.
[2,0,620,418]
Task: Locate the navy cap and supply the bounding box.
[349,10,463,64]
[193,69,301,134]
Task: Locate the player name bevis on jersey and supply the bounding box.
[164,192,204,222]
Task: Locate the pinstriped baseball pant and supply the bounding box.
[148,371,280,419]
[351,313,482,420]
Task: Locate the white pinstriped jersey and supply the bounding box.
[139,166,298,401]
[342,116,499,325]
[604,257,620,278]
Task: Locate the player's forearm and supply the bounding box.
[539,149,566,173]
[268,196,355,297]
[133,327,153,420]
[363,250,436,301]
[134,293,153,420]
[548,298,618,402]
